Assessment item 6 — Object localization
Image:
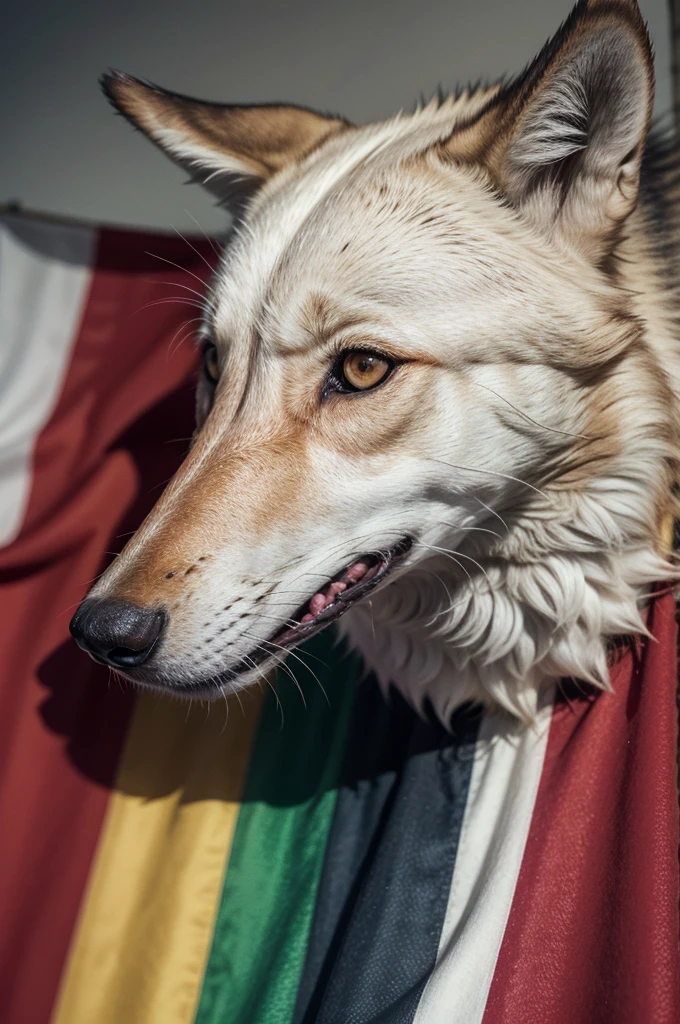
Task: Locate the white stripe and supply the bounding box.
[0,214,96,546]
[413,696,554,1024]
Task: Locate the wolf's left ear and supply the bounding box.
[475,0,654,255]
[101,72,349,210]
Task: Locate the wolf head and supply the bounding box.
[71,0,678,720]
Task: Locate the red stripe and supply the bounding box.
[0,225,216,1023]
[483,592,680,1024]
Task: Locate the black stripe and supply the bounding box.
[294,677,481,1024]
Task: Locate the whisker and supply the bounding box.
[225,677,245,721]
[283,529,406,590]
[475,496,510,534]
[236,653,269,695]
[242,629,327,706]
[171,225,218,275]
[165,316,200,360]
[412,570,471,626]
[426,456,548,499]
[168,317,204,361]
[147,278,214,304]
[426,543,491,583]
[251,611,302,627]
[466,378,589,439]
[131,298,206,317]
[143,251,213,292]
[433,521,503,543]
[182,209,224,259]
[242,653,284,725]
[220,686,230,733]
[412,540,475,585]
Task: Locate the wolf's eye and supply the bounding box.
[202,342,219,385]
[336,350,394,393]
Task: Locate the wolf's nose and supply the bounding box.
[69,598,166,669]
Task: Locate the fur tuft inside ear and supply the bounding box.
[101,71,349,210]
[487,1,654,254]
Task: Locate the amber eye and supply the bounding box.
[340,350,393,392]
[202,342,219,385]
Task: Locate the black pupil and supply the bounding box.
[358,357,373,374]
[204,346,217,381]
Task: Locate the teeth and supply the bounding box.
[309,592,327,616]
[344,562,369,583]
[301,560,369,624]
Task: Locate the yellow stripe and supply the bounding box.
[52,686,263,1024]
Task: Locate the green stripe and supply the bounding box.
[194,630,360,1024]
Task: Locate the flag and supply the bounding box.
[0,210,678,1024]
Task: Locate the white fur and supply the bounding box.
[91,4,679,724]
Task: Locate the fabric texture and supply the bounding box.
[0,212,678,1024]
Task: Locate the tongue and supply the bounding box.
[300,560,370,624]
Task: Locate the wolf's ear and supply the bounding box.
[474,0,654,254]
[101,72,349,208]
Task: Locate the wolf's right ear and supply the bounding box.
[101,72,350,209]
[452,0,654,258]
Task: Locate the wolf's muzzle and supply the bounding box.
[70,598,166,670]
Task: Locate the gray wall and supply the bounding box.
[1,0,672,232]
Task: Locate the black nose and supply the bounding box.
[69,598,166,669]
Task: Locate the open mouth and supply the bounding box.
[166,536,412,695]
[269,535,413,651]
